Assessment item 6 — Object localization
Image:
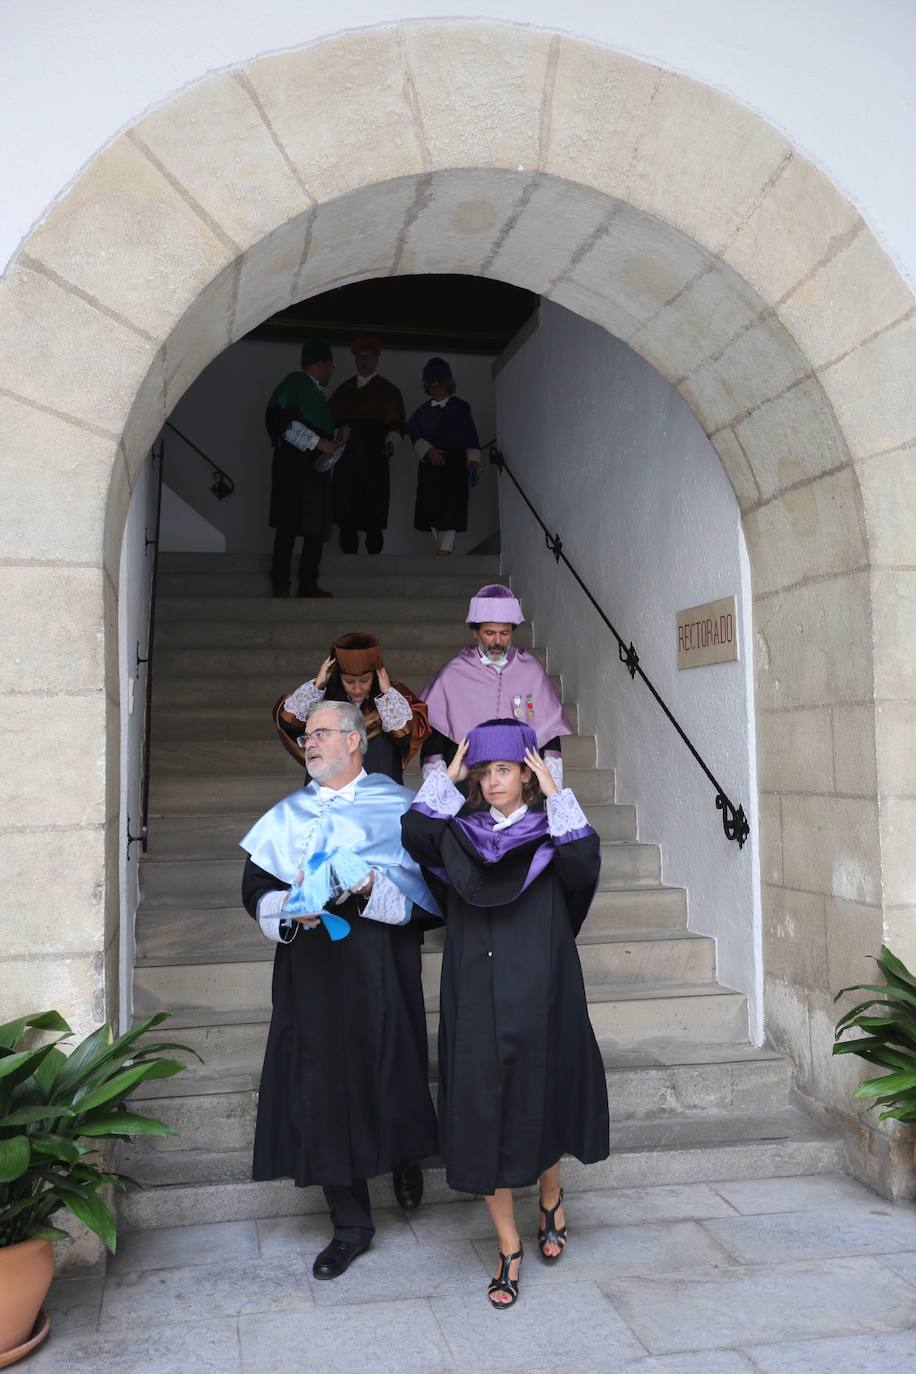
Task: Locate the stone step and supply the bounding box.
[134,933,712,1007]
[137,837,659,911]
[142,800,637,862]
[155,595,475,624]
[117,1108,844,1229]
[132,891,688,983]
[156,571,495,599]
[134,1033,790,1114]
[147,731,597,779]
[153,642,549,679]
[147,765,614,815]
[129,1046,792,1157]
[133,971,745,1044]
[155,618,533,650]
[135,905,712,983]
[158,553,502,576]
[149,670,565,706]
[150,699,581,740]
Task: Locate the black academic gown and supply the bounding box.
[401,808,609,1196]
[265,375,334,540]
[408,397,480,534]
[242,860,438,1187]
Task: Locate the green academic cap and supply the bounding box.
[300,336,333,367]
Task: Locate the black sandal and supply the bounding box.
[487,1244,523,1309]
[538,1189,567,1263]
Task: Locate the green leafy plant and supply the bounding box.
[0,1010,194,1252]
[833,945,916,1123]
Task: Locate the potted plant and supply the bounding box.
[0,1009,192,1365]
[834,945,916,1136]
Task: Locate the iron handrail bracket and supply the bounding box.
[490,444,750,849]
[164,419,235,500]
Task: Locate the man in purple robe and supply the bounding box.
[419,584,572,786]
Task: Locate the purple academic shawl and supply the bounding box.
[420,646,572,749]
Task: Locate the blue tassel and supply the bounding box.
[283,846,369,943]
[330,849,371,893]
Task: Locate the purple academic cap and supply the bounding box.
[465,717,539,767]
[422,356,453,383]
[465,583,524,625]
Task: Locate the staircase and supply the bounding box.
[122,552,842,1231]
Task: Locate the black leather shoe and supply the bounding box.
[297,584,333,599]
[392,1163,424,1211]
[312,1237,370,1280]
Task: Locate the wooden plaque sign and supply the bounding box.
[677,595,739,669]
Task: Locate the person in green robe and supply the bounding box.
[265,337,350,598]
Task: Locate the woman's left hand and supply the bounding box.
[524,747,559,798]
[376,664,391,693]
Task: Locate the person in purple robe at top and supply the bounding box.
[401,718,610,1309]
[419,583,572,785]
[407,357,481,555]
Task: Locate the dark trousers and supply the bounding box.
[271,530,323,592]
[323,1180,374,1243]
[339,525,383,555]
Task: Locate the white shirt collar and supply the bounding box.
[490,803,528,830]
[355,372,376,389]
[315,768,367,803]
[478,645,509,671]
[430,396,450,408]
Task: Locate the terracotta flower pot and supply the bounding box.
[0,1239,54,1359]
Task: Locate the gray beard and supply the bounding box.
[306,757,342,784]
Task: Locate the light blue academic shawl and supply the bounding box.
[239,773,439,917]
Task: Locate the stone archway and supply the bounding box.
[1,20,912,1191]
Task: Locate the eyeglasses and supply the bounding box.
[300,727,350,744]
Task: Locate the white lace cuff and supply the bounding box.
[421,757,447,780]
[360,869,410,925]
[283,420,319,452]
[375,687,413,732]
[414,438,432,459]
[466,448,481,464]
[284,679,325,722]
[413,768,464,817]
[257,890,297,943]
[544,753,564,791]
[546,788,591,839]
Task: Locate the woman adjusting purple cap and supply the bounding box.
[402,711,609,1310]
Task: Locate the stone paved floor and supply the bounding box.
[29,1174,916,1372]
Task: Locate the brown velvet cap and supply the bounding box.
[332,632,383,675]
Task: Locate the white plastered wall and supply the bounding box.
[2,3,915,293]
[497,302,763,1034]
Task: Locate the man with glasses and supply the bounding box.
[240,700,438,1279]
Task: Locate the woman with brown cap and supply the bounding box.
[275,632,430,784]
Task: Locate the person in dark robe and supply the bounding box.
[273,632,430,785]
[420,583,572,783]
[265,336,350,599]
[240,699,439,1280]
[402,718,609,1309]
[329,334,406,555]
[407,357,481,555]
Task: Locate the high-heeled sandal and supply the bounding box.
[487,1244,523,1309]
[538,1189,567,1263]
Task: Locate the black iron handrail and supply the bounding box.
[490,445,750,849]
[164,420,235,500]
[126,437,165,857]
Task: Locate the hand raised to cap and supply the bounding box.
[376,664,392,694]
[524,747,559,797]
[315,654,336,689]
[446,738,470,783]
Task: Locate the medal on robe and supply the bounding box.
[512,695,523,721]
